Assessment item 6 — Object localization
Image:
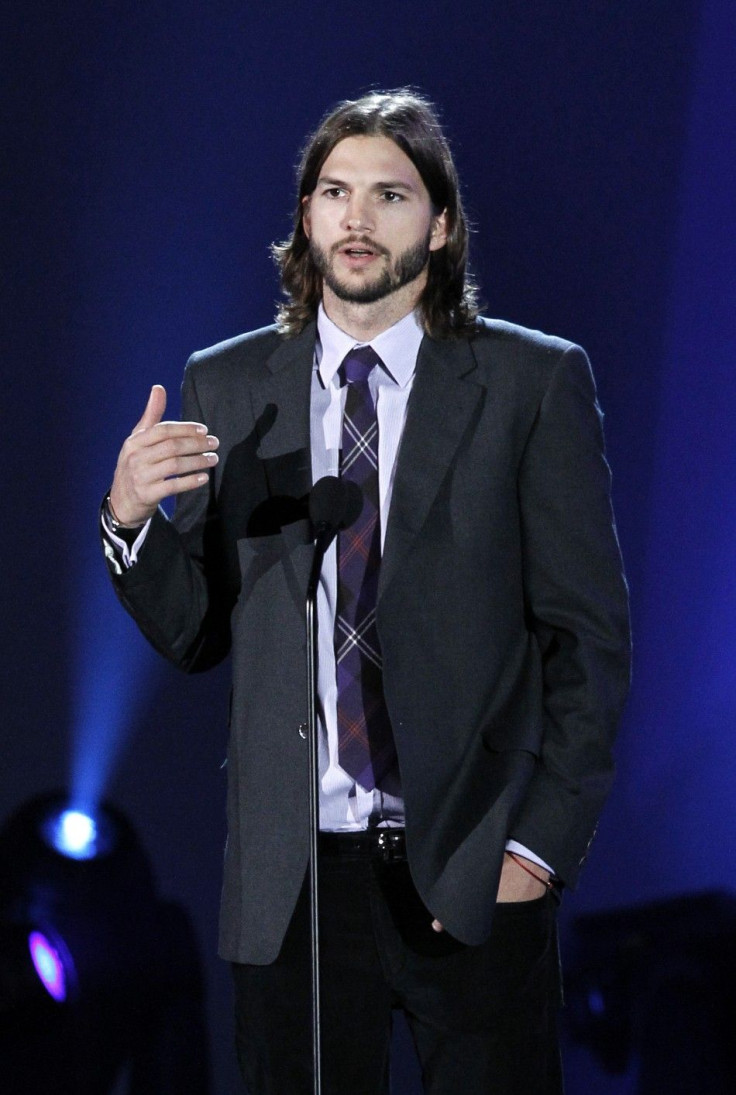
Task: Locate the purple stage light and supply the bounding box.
[28,931,68,1003]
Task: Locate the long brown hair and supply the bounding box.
[272,89,479,339]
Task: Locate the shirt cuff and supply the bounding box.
[504,839,555,877]
[100,509,151,569]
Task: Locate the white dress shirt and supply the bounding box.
[311,303,421,830]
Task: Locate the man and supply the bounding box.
[102,89,631,1093]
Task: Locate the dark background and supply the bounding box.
[3,1,735,1090]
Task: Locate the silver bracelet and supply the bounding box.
[103,494,143,535]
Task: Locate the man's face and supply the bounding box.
[302,135,447,308]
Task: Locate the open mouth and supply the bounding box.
[340,245,377,257]
[336,238,385,260]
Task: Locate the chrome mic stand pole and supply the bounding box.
[305,550,323,1095]
[305,477,363,1095]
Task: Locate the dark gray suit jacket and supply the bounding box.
[107,317,631,964]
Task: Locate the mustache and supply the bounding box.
[331,236,390,258]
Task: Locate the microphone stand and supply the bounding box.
[305,525,331,1095]
[304,477,362,1095]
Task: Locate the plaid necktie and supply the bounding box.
[335,345,397,791]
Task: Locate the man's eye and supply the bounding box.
[323,187,345,198]
[382,191,403,202]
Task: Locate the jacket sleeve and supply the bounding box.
[102,360,234,673]
[508,344,631,887]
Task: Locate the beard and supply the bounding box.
[309,230,432,305]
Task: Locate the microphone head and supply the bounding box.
[309,476,364,537]
[309,476,347,532]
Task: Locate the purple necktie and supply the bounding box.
[335,346,397,791]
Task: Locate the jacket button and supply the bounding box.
[298,723,307,740]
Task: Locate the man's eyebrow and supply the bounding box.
[372,180,416,193]
[315,175,348,188]
[315,175,418,193]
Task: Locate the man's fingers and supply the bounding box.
[131,450,219,487]
[141,468,214,506]
[133,384,167,434]
[131,429,219,462]
[131,423,216,456]
[121,459,216,514]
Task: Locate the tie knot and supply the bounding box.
[340,345,381,386]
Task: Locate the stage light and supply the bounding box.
[49,809,96,859]
[0,792,152,1024]
[40,805,116,861]
[0,791,210,1094]
[28,930,72,1003]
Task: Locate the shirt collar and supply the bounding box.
[316,303,424,390]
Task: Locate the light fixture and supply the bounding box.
[28,930,73,1003]
[41,805,116,861]
[0,790,210,1093]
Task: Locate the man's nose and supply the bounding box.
[342,193,374,233]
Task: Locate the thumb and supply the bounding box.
[133,384,166,433]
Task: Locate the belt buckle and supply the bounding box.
[376,831,399,862]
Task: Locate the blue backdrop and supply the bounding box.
[4,1,734,1090]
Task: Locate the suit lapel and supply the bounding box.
[379,334,484,600]
[249,322,316,502]
[244,322,484,590]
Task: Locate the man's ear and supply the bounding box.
[429,208,448,252]
[301,195,311,239]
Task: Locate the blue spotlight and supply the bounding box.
[41,807,115,861]
[71,565,157,820]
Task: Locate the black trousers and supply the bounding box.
[231,846,564,1094]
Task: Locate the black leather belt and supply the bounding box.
[318,830,407,862]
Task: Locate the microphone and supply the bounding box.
[306,477,362,602]
[309,476,363,551]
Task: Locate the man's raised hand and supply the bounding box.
[108,384,219,527]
